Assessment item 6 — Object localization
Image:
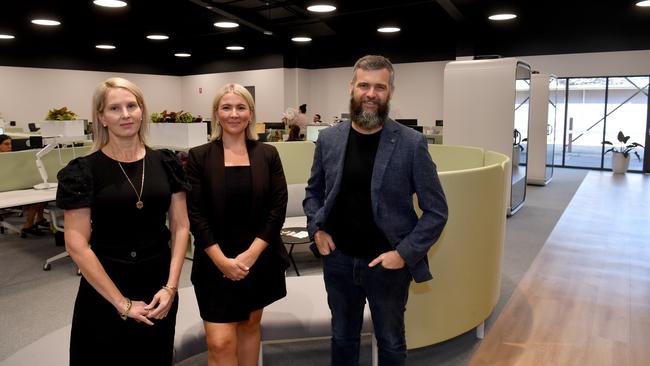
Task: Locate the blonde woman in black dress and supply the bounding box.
[187,83,289,366]
[56,77,190,365]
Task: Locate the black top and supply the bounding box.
[326,128,392,259]
[56,148,190,255]
[222,166,253,256]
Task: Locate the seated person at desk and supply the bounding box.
[287,124,301,141]
[313,114,322,123]
[0,134,48,236]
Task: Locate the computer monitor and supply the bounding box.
[28,123,40,132]
[407,125,423,133]
[265,122,285,130]
[29,136,43,148]
[11,138,30,151]
[395,118,418,126]
[306,125,330,142]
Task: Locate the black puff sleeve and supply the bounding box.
[159,149,191,193]
[56,157,93,210]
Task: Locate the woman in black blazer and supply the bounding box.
[186,83,289,366]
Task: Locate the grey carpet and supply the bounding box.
[0,167,587,364]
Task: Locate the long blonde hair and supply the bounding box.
[210,83,258,141]
[91,77,149,151]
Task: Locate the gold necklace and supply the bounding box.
[117,156,145,209]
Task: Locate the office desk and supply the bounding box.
[0,188,57,235]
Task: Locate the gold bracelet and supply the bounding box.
[162,285,177,296]
[119,298,132,321]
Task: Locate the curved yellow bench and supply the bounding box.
[405,144,510,349]
[265,141,315,184]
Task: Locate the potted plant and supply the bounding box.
[151,110,202,123]
[41,107,85,137]
[602,130,644,174]
[148,110,207,148]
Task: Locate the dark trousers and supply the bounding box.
[322,249,412,366]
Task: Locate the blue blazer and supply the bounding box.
[303,119,448,283]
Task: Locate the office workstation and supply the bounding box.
[1,1,650,365]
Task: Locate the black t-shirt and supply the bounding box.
[56,148,189,253]
[325,128,392,259]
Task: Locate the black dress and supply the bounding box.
[192,166,287,322]
[56,148,189,366]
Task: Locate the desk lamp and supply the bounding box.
[34,141,59,190]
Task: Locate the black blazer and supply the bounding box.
[186,139,289,282]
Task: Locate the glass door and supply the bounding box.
[546,76,558,180]
[511,62,531,214]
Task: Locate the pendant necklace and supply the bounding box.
[117,154,145,209]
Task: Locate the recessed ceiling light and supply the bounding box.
[146,34,169,40]
[175,53,191,57]
[636,1,650,7]
[31,19,61,26]
[226,45,244,51]
[0,34,15,39]
[291,36,312,42]
[377,27,400,33]
[96,44,116,49]
[214,21,239,28]
[488,13,517,21]
[263,31,273,36]
[93,0,127,8]
[307,4,336,13]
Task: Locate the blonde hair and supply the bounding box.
[91,77,149,152]
[283,107,299,126]
[210,83,258,141]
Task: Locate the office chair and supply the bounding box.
[0,208,23,235]
[43,204,80,275]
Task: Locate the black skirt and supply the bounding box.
[69,249,177,366]
[193,247,286,323]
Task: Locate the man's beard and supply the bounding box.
[349,96,390,130]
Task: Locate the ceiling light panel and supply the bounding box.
[488,14,517,21]
[31,19,61,26]
[307,4,337,13]
[93,0,127,8]
[0,34,15,39]
[147,34,169,40]
[292,37,312,42]
[377,27,400,33]
[214,21,239,28]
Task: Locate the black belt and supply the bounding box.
[91,244,168,262]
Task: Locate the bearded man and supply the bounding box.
[303,55,448,366]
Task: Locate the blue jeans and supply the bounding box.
[322,249,412,366]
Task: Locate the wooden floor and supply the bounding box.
[469,171,650,366]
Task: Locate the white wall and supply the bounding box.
[519,50,650,77]
[180,68,286,123]
[305,66,351,124]
[2,50,649,131]
[0,66,181,130]
[304,61,447,126]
